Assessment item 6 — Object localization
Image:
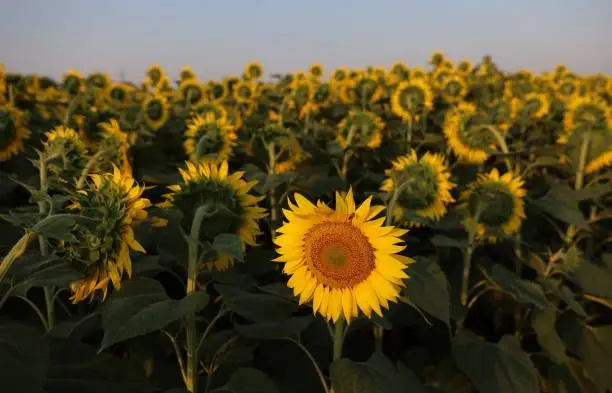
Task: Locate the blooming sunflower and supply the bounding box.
[443,102,497,164]
[390,62,410,80]
[43,125,88,180]
[391,80,434,122]
[410,67,427,80]
[206,80,228,101]
[67,165,151,302]
[459,169,526,243]
[337,110,385,150]
[142,92,170,131]
[562,95,611,133]
[331,67,350,85]
[555,78,582,102]
[158,161,267,271]
[146,64,166,86]
[457,60,473,74]
[62,69,83,96]
[233,81,257,103]
[243,62,264,80]
[105,83,132,106]
[440,75,468,104]
[193,102,228,121]
[429,51,446,67]
[519,92,550,121]
[183,113,237,163]
[308,64,324,80]
[273,190,413,322]
[86,72,110,90]
[180,65,196,81]
[0,103,30,162]
[380,150,455,225]
[178,79,206,106]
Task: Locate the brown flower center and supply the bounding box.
[304,221,375,289]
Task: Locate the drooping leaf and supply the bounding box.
[489,264,548,310]
[452,332,540,393]
[532,305,568,364]
[100,278,209,351]
[32,214,98,242]
[402,257,450,326]
[215,284,297,323]
[212,233,244,262]
[0,323,48,393]
[429,234,468,249]
[577,325,612,393]
[530,184,589,229]
[234,316,314,339]
[570,260,612,299]
[212,367,279,393]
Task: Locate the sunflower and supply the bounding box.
[67,165,150,302]
[337,110,385,149]
[193,102,228,121]
[410,67,427,80]
[308,64,324,80]
[443,102,497,164]
[223,76,241,95]
[555,78,582,102]
[105,83,132,106]
[178,79,206,106]
[207,80,228,101]
[390,62,410,80]
[459,169,525,243]
[391,80,434,122]
[180,65,196,81]
[158,161,267,271]
[562,95,611,133]
[42,125,88,180]
[62,69,83,96]
[312,83,334,107]
[519,92,550,121]
[331,67,350,85]
[0,103,30,161]
[233,81,257,103]
[429,51,446,67]
[457,60,473,74]
[146,64,166,86]
[142,92,170,131]
[273,190,413,322]
[440,75,468,104]
[98,119,131,174]
[243,62,264,80]
[275,135,307,173]
[183,113,237,163]
[381,150,455,225]
[86,72,110,90]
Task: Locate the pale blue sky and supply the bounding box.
[1,0,610,82]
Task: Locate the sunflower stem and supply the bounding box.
[374,325,384,352]
[283,337,331,393]
[487,125,512,173]
[266,142,278,239]
[37,152,55,331]
[185,204,209,393]
[340,126,357,182]
[405,115,413,153]
[566,131,591,242]
[76,150,104,189]
[63,96,79,127]
[461,208,482,306]
[332,318,346,361]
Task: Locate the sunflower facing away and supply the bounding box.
[178,79,206,106]
[97,119,132,175]
[337,110,384,150]
[381,150,455,225]
[519,92,550,121]
[184,113,237,163]
[274,190,413,322]
[443,102,497,164]
[0,103,30,161]
[67,165,151,302]
[391,80,434,122]
[562,95,611,133]
[62,69,83,96]
[459,168,526,243]
[440,75,468,104]
[42,125,88,180]
[158,161,267,271]
[142,92,170,131]
[274,135,307,173]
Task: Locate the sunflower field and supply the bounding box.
[1,53,612,393]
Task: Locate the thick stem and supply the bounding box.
[37,154,55,330]
[373,325,384,352]
[332,319,345,361]
[566,131,591,241]
[185,205,209,393]
[461,209,481,306]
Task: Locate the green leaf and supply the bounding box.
[0,323,48,393]
[570,260,612,299]
[401,257,450,326]
[212,233,244,262]
[489,265,548,310]
[44,339,152,393]
[32,214,98,242]
[577,325,612,393]
[100,278,209,351]
[215,284,297,323]
[530,184,589,229]
[331,353,428,393]
[532,305,568,364]
[452,333,540,393]
[212,367,279,393]
[234,316,314,339]
[548,363,584,393]
[4,255,81,298]
[429,234,468,249]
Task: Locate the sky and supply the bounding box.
[1,0,611,82]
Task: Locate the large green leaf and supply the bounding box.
[215,284,297,323]
[489,265,548,310]
[578,325,612,393]
[100,278,209,351]
[532,305,568,364]
[32,214,98,242]
[44,339,152,393]
[212,367,279,393]
[529,184,589,229]
[212,233,244,262]
[0,323,48,393]
[452,332,540,393]
[401,257,450,326]
[234,316,314,339]
[331,353,428,393]
[570,260,612,299]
